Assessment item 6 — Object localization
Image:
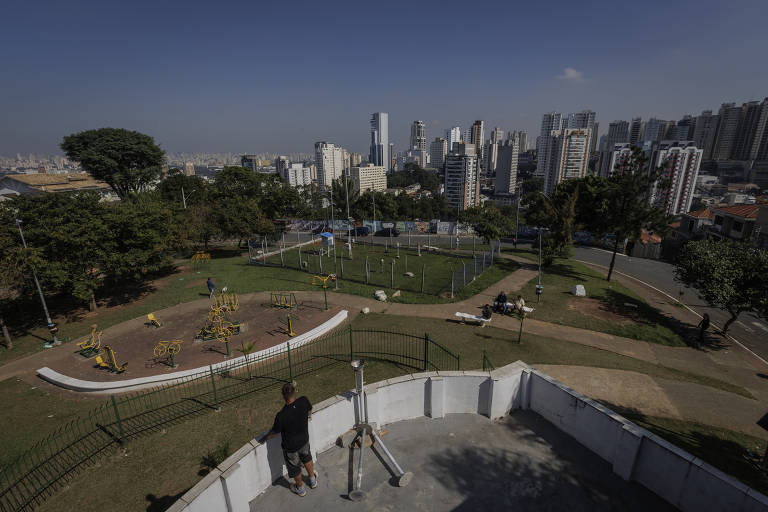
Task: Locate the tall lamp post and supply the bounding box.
[329,185,338,289]
[16,219,59,347]
[535,190,548,303]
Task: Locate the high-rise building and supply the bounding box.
[733,101,763,161]
[445,126,462,151]
[604,121,629,149]
[629,118,642,146]
[351,164,387,193]
[692,110,719,160]
[495,138,520,194]
[600,143,633,177]
[565,110,596,130]
[350,152,362,167]
[470,120,485,169]
[410,120,426,151]
[389,143,395,170]
[369,112,389,168]
[184,161,195,176]
[490,127,505,144]
[282,163,312,187]
[444,143,479,211]
[643,118,663,143]
[546,128,592,193]
[750,98,768,161]
[649,141,702,215]
[676,116,696,141]
[536,112,563,186]
[275,156,289,177]
[712,103,742,161]
[314,141,345,188]
[429,137,448,170]
[515,131,528,152]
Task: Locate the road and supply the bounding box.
[571,246,768,362]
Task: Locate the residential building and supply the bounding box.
[600,143,633,177]
[350,164,387,193]
[490,126,504,144]
[536,111,563,186]
[515,130,528,152]
[750,98,768,161]
[282,163,312,187]
[707,204,762,242]
[369,112,389,168]
[604,120,629,149]
[733,100,764,160]
[314,141,345,188]
[445,126,462,151]
[629,117,643,146]
[410,120,426,151]
[677,207,715,241]
[565,110,597,153]
[350,152,362,167]
[546,128,592,193]
[469,120,485,167]
[275,156,289,177]
[649,141,703,215]
[642,118,664,143]
[495,138,520,194]
[676,116,696,141]
[444,143,479,211]
[712,103,742,161]
[0,173,115,199]
[396,149,429,170]
[429,137,448,171]
[692,110,720,160]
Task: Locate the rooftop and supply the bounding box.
[685,207,715,219]
[0,172,111,192]
[712,204,762,219]
[250,412,672,512]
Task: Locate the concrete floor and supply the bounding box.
[250,411,674,511]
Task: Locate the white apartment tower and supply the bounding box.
[350,164,387,193]
[445,126,462,152]
[495,138,520,194]
[370,112,389,168]
[649,141,703,215]
[314,141,345,188]
[444,143,479,211]
[536,112,563,188]
[410,120,426,151]
[547,128,592,193]
[429,137,448,170]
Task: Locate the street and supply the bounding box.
[571,246,768,363]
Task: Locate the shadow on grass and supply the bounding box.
[599,401,768,495]
[145,489,191,512]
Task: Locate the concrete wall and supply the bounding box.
[168,362,768,512]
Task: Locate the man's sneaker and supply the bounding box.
[290,483,307,497]
[309,471,318,489]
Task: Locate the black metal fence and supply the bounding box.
[0,327,459,512]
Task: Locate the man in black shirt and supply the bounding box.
[258,383,316,497]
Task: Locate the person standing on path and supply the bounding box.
[206,277,215,298]
[696,313,710,348]
[257,383,317,497]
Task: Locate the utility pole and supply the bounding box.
[372,193,376,237]
[515,180,522,243]
[345,172,352,257]
[330,185,338,289]
[16,219,59,347]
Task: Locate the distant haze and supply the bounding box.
[1,0,766,155]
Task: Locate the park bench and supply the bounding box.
[455,312,491,327]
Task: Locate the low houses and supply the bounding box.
[0,173,115,199]
[707,204,762,242]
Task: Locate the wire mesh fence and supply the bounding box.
[0,326,459,512]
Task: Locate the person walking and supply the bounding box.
[206,277,215,299]
[696,313,710,348]
[257,383,317,497]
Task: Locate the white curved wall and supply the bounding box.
[166,361,768,512]
[36,310,348,393]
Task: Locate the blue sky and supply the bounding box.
[1,0,766,156]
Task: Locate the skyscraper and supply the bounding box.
[565,110,596,130]
[750,98,768,161]
[369,112,389,168]
[314,141,345,188]
[490,126,505,144]
[445,126,462,152]
[275,156,289,177]
[712,103,742,161]
[692,110,719,160]
[605,121,629,148]
[470,120,485,163]
[536,112,563,187]
[629,118,642,146]
[444,143,479,211]
[732,101,763,160]
[410,120,426,151]
[643,118,663,143]
[546,128,592,194]
[495,138,520,194]
[430,137,448,170]
[649,141,703,215]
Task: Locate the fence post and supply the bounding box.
[463,263,466,287]
[427,233,430,247]
[450,272,454,299]
[340,257,344,279]
[348,324,354,362]
[417,244,421,256]
[457,353,461,370]
[423,333,429,371]
[421,264,425,293]
[280,246,284,267]
[390,260,394,289]
[319,253,323,274]
[209,365,219,410]
[473,234,476,256]
[298,246,303,271]
[286,342,293,381]
[110,395,125,444]
[405,254,408,273]
[483,253,486,272]
[365,256,369,284]
[408,230,411,248]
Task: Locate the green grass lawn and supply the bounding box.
[506,250,687,346]
[2,312,756,511]
[0,250,517,366]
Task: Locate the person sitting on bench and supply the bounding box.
[482,304,493,320]
[494,291,508,314]
[514,295,526,313]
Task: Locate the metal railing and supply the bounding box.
[0,326,459,512]
[481,350,495,371]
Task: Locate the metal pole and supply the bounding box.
[390,261,394,289]
[209,365,219,410]
[463,263,466,286]
[16,220,59,346]
[286,342,293,381]
[181,185,187,209]
[408,230,411,248]
[365,256,369,284]
[450,272,454,299]
[345,173,351,248]
[421,264,425,293]
[331,187,338,290]
[110,395,125,443]
[538,228,542,303]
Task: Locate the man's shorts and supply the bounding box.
[283,442,312,478]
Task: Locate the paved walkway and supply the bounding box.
[4,254,768,439]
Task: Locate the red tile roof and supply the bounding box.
[713,204,761,219]
[686,207,714,219]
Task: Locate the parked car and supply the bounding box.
[375,227,400,237]
[312,225,332,234]
[353,226,370,236]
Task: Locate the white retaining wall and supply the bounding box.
[36,310,348,393]
[167,362,768,512]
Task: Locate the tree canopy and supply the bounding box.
[675,239,768,333]
[60,128,165,199]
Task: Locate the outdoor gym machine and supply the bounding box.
[347,359,412,502]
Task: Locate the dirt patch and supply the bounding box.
[567,297,636,325]
[47,294,341,381]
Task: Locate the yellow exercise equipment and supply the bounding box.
[312,274,336,288]
[147,313,162,328]
[95,345,127,373]
[153,339,184,358]
[191,251,211,266]
[213,292,239,312]
[76,324,102,358]
[270,291,297,310]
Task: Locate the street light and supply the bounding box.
[15,219,60,347]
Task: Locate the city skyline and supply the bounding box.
[2,0,767,155]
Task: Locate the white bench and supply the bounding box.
[494,302,535,314]
[455,312,491,326]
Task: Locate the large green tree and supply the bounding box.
[675,239,768,333]
[459,205,515,242]
[60,128,165,199]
